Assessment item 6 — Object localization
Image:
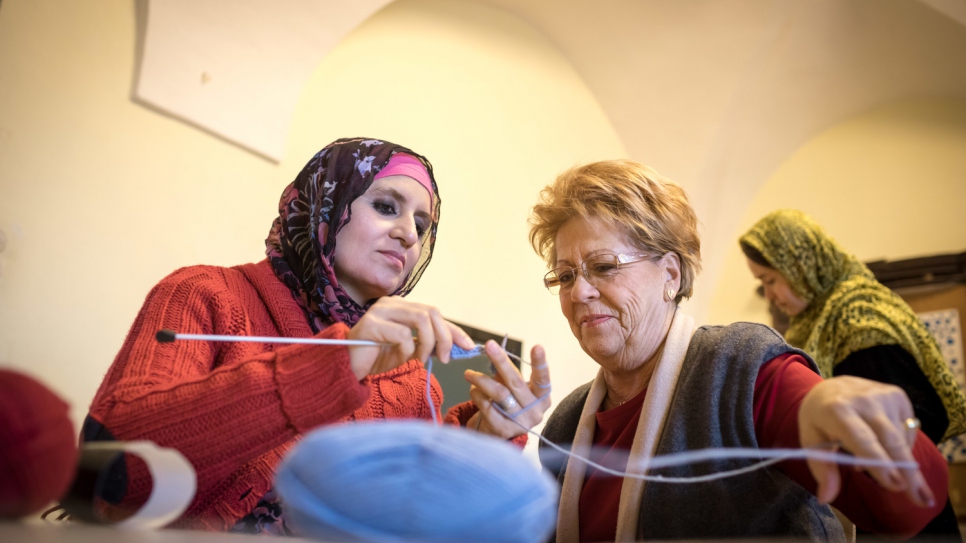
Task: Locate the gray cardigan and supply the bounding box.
[539,322,845,541]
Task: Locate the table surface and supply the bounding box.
[9,519,961,543]
[0,521,318,542]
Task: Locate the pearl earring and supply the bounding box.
[666,288,676,302]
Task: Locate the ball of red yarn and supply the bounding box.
[0,369,79,517]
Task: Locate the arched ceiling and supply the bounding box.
[134,0,966,319]
[477,0,966,314]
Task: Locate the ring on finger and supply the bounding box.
[903,417,921,432]
[494,394,519,411]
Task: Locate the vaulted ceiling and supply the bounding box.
[135,0,966,313]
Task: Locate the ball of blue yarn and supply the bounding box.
[275,421,558,543]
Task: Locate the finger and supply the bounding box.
[527,344,551,396]
[902,451,934,508]
[425,309,453,363]
[447,322,475,350]
[799,416,843,505]
[800,396,901,492]
[468,385,498,417]
[467,385,500,428]
[366,299,473,364]
[866,414,917,491]
[888,445,932,508]
[468,385,524,438]
[485,340,529,397]
[468,389,509,437]
[384,327,419,374]
[798,377,931,506]
[353,316,417,376]
[466,368,520,413]
[905,435,936,508]
[807,455,842,505]
[387,319,419,363]
[872,393,928,502]
[467,367,550,431]
[465,411,483,433]
[878,395,915,447]
[834,413,905,492]
[870,416,933,507]
[405,308,435,364]
[366,298,438,363]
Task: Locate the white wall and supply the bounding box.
[5,0,964,467]
[0,0,625,458]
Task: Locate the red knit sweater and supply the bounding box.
[87,260,472,530]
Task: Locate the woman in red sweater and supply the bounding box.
[83,137,551,533]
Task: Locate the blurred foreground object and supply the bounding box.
[276,421,558,543]
[59,440,196,530]
[0,369,79,518]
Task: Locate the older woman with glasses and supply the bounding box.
[529,159,949,542]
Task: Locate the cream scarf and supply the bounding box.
[556,310,696,542]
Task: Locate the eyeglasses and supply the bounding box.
[543,252,661,295]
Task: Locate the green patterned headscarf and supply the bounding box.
[740,209,966,440]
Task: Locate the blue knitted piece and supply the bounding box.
[450,344,484,359]
[275,421,558,543]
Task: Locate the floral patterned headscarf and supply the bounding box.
[265,137,440,331]
[740,209,966,440]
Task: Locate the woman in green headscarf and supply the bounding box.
[740,209,966,540]
[740,209,965,442]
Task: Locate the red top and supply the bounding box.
[579,353,949,542]
[86,260,494,530]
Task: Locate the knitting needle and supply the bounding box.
[156,329,520,363]
[155,329,390,347]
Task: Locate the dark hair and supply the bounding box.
[740,241,773,269]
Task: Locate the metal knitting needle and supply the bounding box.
[155,329,391,347]
[156,329,523,363]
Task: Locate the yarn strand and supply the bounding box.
[422,346,920,482]
[486,400,918,482]
[157,330,917,482]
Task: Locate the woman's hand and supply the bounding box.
[464,343,552,439]
[346,296,475,381]
[798,375,934,508]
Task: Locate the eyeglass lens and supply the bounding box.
[544,255,624,294]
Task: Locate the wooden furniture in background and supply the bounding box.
[867,251,966,522]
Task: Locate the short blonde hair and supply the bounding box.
[528,159,701,302]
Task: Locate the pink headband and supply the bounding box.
[374,153,435,202]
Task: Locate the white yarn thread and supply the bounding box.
[161,331,918,483]
[487,399,918,483]
[437,347,919,482]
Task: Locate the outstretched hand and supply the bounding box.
[346,296,475,381]
[798,375,934,508]
[464,343,552,439]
